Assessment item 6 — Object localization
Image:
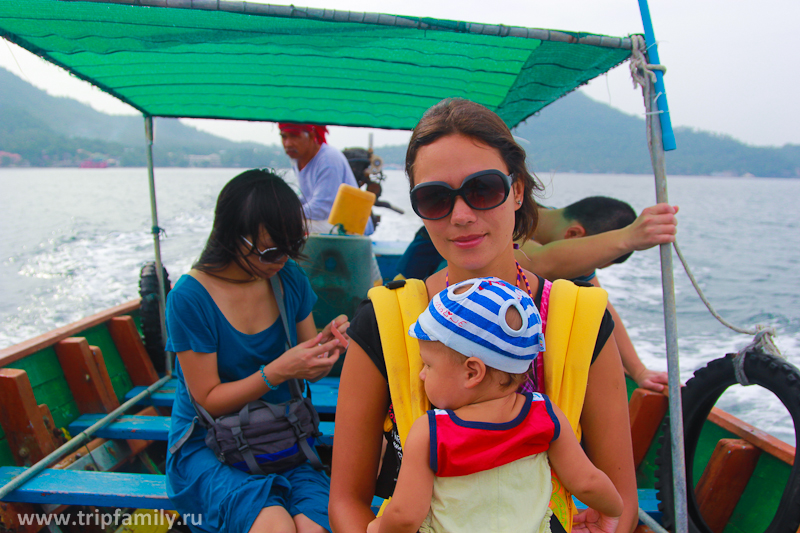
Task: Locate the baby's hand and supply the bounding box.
[366,516,382,533]
[572,508,620,533]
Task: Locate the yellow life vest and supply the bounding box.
[369,278,607,532]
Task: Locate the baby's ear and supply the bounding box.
[463,357,487,388]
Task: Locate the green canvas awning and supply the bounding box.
[0,0,634,129]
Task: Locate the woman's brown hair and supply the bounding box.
[405,98,543,241]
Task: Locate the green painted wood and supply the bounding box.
[0,439,15,467]
[635,424,664,489]
[6,347,80,429]
[692,421,738,485]
[722,452,790,533]
[80,323,134,402]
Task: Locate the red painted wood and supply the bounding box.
[55,338,117,414]
[709,407,794,465]
[628,388,668,469]
[633,526,656,533]
[695,438,761,533]
[0,501,41,533]
[39,403,67,447]
[90,345,120,410]
[108,316,159,387]
[0,369,57,465]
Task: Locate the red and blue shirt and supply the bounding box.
[428,392,560,477]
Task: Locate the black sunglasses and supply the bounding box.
[241,236,303,264]
[409,169,513,221]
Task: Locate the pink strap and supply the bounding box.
[533,280,552,392]
[520,279,551,394]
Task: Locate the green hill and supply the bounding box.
[509,91,800,177]
[1,67,798,177]
[0,67,289,167]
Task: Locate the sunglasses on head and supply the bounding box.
[241,236,290,264]
[409,169,513,221]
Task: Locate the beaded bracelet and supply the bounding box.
[259,364,279,391]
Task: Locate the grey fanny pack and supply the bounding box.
[170,273,323,475]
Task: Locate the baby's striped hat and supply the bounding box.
[409,277,544,373]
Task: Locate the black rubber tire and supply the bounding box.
[655,350,800,533]
[139,262,171,375]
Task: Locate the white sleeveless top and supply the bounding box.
[419,452,553,533]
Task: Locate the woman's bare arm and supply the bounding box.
[590,277,668,392]
[180,313,340,417]
[330,343,390,533]
[580,335,639,533]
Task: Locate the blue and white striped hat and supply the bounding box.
[409,277,545,373]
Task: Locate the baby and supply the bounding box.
[371,277,623,533]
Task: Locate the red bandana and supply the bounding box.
[278,123,328,144]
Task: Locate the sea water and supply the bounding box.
[1,167,799,445]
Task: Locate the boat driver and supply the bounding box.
[278,122,381,284]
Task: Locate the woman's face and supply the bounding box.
[412,134,523,272]
[241,228,289,278]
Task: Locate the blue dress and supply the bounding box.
[165,261,330,532]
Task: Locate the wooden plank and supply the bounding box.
[55,338,117,414]
[39,403,67,447]
[0,300,140,365]
[0,369,56,465]
[0,501,41,533]
[65,416,335,444]
[124,382,178,407]
[90,346,120,409]
[708,407,794,465]
[0,467,174,510]
[108,316,159,387]
[124,377,341,415]
[574,488,661,522]
[695,438,761,533]
[628,388,668,469]
[634,527,656,533]
[69,415,171,441]
[127,406,157,456]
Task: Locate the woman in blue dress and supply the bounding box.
[165,169,347,533]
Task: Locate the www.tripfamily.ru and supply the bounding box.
[17,509,202,528]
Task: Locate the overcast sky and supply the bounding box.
[1,0,798,150]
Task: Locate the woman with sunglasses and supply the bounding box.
[165,169,347,533]
[329,99,638,533]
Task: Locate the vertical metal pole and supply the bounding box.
[144,116,172,377]
[648,100,688,533]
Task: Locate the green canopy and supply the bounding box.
[0,0,634,129]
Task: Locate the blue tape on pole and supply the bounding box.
[638,0,677,151]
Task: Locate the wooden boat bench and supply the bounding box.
[124,377,341,417]
[0,465,388,513]
[0,463,661,521]
[68,415,336,446]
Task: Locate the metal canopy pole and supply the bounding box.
[637,2,686,531]
[144,116,172,377]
